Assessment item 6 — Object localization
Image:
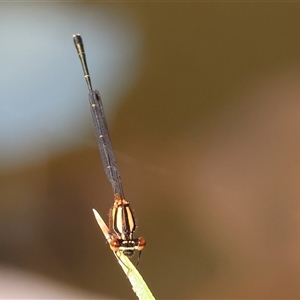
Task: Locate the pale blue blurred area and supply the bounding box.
[0,3,143,171]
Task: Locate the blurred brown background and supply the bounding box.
[1,2,300,299]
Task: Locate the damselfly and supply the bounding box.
[73,34,146,260]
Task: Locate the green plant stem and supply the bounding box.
[92,209,155,300]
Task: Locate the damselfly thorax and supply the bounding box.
[108,194,145,257]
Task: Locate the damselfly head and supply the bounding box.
[109,237,146,257]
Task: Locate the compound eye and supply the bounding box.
[110,238,121,252]
[137,237,146,251]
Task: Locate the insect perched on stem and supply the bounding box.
[73,34,146,262]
